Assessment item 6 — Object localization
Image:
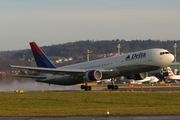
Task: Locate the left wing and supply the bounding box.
[9,65,114,76]
[9,65,86,75]
[11,75,47,79]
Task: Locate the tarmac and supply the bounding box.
[1,83,180,120]
[1,115,180,120]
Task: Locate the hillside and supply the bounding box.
[0,39,179,71]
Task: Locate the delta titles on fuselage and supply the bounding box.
[125,52,146,61]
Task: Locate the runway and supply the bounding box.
[1,80,180,92]
[96,83,180,91]
[1,115,180,120]
[43,84,180,92]
[104,85,180,92]
[1,84,180,120]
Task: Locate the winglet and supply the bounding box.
[30,42,56,68]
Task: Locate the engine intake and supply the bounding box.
[83,70,102,81]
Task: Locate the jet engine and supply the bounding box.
[83,70,102,81]
[126,72,148,80]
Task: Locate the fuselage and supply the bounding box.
[167,67,180,80]
[167,75,180,80]
[36,48,174,85]
[129,76,159,84]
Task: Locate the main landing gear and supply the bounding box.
[107,78,118,90]
[81,82,92,91]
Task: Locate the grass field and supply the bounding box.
[0,91,180,116]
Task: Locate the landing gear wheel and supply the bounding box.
[107,78,118,90]
[107,85,111,89]
[115,85,118,90]
[88,86,92,91]
[84,86,88,91]
[81,85,85,90]
[111,85,115,90]
[107,85,118,90]
[80,83,92,91]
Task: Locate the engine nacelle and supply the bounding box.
[126,72,148,80]
[83,70,102,81]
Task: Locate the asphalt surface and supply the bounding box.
[1,115,180,120]
[100,83,180,92]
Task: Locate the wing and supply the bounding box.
[9,65,113,76]
[9,65,86,75]
[11,75,47,79]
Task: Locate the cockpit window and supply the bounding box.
[160,52,170,55]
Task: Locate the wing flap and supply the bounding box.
[11,75,47,79]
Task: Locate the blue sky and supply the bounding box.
[0,0,180,51]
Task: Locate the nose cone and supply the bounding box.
[170,54,175,63]
[160,53,175,67]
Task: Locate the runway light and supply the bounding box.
[107,110,110,116]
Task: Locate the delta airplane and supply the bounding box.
[10,42,174,91]
[129,76,159,84]
[167,67,180,82]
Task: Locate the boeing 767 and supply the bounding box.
[10,42,174,91]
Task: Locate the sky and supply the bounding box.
[0,0,180,51]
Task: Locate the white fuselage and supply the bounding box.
[167,67,180,80]
[129,76,159,84]
[36,48,174,85]
[167,75,180,80]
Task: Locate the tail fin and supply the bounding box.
[167,67,174,78]
[30,42,56,68]
[167,67,174,75]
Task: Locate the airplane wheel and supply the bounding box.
[84,86,88,91]
[115,85,118,90]
[107,85,111,89]
[88,86,92,91]
[81,85,84,90]
[111,85,115,90]
[107,85,118,90]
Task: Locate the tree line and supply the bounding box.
[0,39,179,70]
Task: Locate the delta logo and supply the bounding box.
[125,52,146,61]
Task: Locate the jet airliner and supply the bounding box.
[167,67,180,82]
[10,42,174,90]
[129,76,159,84]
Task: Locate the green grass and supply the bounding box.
[0,91,180,116]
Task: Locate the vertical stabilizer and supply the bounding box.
[167,67,174,78]
[30,42,56,68]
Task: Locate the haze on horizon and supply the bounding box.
[0,0,180,51]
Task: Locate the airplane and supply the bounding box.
[96,79,111,84]
[166,67,180,82]
[9,42,174,91]
[129,76,159,84]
